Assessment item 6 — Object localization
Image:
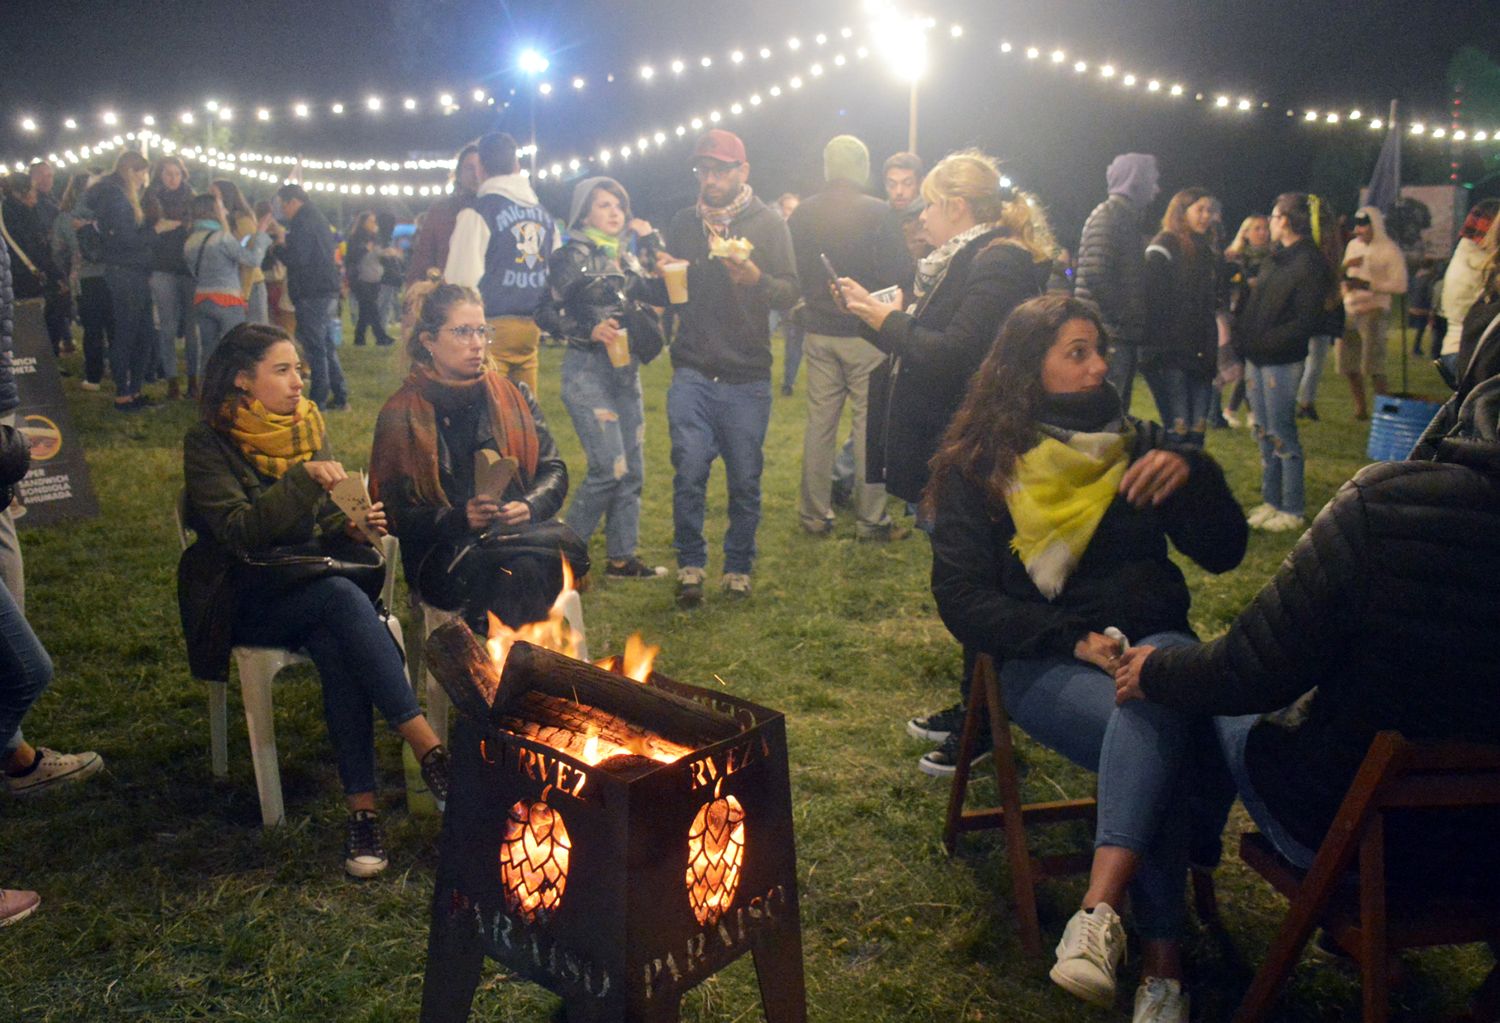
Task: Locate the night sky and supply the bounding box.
[3,0,1495,242]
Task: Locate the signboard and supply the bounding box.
[9,298,99,525]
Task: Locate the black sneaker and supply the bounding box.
[605,556,668,579]
[420,745,450,807]
[918,729,992,778]
[344,809,389,878]
[906,702,966,743]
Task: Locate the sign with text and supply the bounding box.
[10,299,99,525]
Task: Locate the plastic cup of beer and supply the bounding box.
[662,260,690,304]
[606,328,631,368]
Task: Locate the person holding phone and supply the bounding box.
[786,136,901,540]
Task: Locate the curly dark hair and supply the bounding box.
[922,293,1108,514]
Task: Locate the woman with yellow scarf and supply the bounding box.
[926,294,1247,1023]
[180,324,448,880]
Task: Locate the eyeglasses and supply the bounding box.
[443,324,495,342]
[693,161,743,180]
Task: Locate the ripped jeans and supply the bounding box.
[1245,359,1305,516]
[561,344,646,561]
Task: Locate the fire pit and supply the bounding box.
[419,619,806,1023]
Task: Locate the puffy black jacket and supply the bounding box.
[1142,232,1218,377]
[932,427,1247,663]
[1141,438,1500,853]
[0,241,15,416]
[787,182,889,336]
[85,176,154,271]
[864,234,1047,503]
[1232,237,1332,367]
[280,202,342,304]
[535,234,659,350]
[1074,194,1148,345]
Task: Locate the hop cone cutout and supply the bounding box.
[500,799,572,922]
[686,795,746,926]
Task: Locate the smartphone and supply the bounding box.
[820,253,847,309]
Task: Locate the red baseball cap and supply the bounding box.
[692,129,746,165]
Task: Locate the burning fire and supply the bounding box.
[610,633,660,683]
[499,797,572,923]
[686,791,747,927]
[484,560,582,675]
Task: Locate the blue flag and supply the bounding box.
[1366,116,1401,214]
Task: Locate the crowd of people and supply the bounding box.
[3,123,1500,1023]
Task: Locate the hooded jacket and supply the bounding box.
[1342,205,1409,316]
[444,173,558,319]
[1142,330,1500,853]
[1233,237,1332,367]
[1440,236,1491,356]
[1074,155,1159,345]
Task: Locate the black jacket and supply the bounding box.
[663,195,799,384]
[0,241,14,417]
[873,200,922,299]
[787,182,888,336]
[85,177,154,272]
[280,202,342,304]
[535,234,658,351]
[1,197,58,299]
[1074,194,1148,345]
[864,234,1046,503]
[1142,232,1218,377]
[1232,238,1332,367]
[931,427,1246,663]
[144,182,194,276]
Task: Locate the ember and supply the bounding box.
[499,796,571,923]
[686,787,746,927]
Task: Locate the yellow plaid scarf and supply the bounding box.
[1005,425,1132,600]
[228,397,327,479]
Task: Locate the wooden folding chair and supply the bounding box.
[1233,731,1500,1023]
[942,653,1097,955]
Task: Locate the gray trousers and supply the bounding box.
[798,332,891,534]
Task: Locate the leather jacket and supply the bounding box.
[535,234,660,349]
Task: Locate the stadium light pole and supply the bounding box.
[868,7,928,154]
[518,47,549,175]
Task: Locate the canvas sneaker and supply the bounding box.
[1260,510,1306,533]
[1245,503,1278,528]
[605,556,668,579]
[917,729,992,778]
[721,572,752,599]
[676,566,706,608]
[344,809,389,879]
[4,748,103,797]
[1049,902,1126,1007]
[906,702,966,743]
[1133,977,1189,1023]
[0,889,40,927]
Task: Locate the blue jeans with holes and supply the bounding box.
[233,576,421,796]
[1000,631,1203,941]
[1141,364,1214,448]
[667,366,772,575]
[0,577,51,757]
[1245,359,1306,516]
[561,345,646,561]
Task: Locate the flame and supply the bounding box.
[485,558,581,676]
[581,731,601,764]
[686,795,747,926]
[620,633,660,683]
[499,798,572,922]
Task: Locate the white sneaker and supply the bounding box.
[1260,510,1306,533]
[1049,903,1125,1007]
[1246,503,1278,527]
[1133,977,1189,1023]
[3,748,103,797]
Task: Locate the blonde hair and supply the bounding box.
[921,149,1053,263]
[1226,214,1269,258]
[111,150,149,224]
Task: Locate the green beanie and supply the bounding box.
[823,135,870,186]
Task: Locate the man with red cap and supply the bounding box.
[653,130,799,607]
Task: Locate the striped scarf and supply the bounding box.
[227,397,326,479]
[697,184,754,235]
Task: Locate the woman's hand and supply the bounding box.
[364,502,388,537]
[303,460,348,491]
[1074,631,1126,673]
[1113,646,1156,705]
[839,277,900,331]
[466,496,500,531]
[496,500,532,527]
[590,318,623,346]
[628,218,654,237]
[1120,449,1190,508]
[154,219,181,234]
[653,252,681,276]
[257,211,276,234]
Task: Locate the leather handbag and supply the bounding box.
[235,537,385,601]
[416,519,590,612]
[623,302,665,365]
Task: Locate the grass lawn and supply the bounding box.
[2,315,1488,1022]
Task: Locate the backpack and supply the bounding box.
[76,221,106,264]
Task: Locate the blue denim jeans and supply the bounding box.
[1141,365,1214,448]
[1245,359,1306,516]
[667,366,772,574]
[773,313,804,392]
[293,294,348,407]
[105,266,158,399]
[561,346,646,561]
[1106,341,1139,412]
[1214,714,1318,869]
[233,576,421,795]
[1297,335,1332,408]
[1000,630,1202,940]
[0,576,51,756]
[150,271,199,381]
[194,301,247,376]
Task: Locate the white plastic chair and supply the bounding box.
[177,497,405,827]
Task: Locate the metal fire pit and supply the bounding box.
[419,628,806,1023]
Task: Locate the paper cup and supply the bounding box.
[606,329,632,368]
[662,260,690,304]
[870,285,902,305]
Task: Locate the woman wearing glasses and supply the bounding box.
[536,177,667,580]
[370,283,569,632]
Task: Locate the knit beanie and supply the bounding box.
[823,135,870,187]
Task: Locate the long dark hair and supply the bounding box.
[200,323,300,427]
[923,293,1108,512]
[211,178,253,224]
[1159,187,1212,256]
[1273,192,1340,289]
